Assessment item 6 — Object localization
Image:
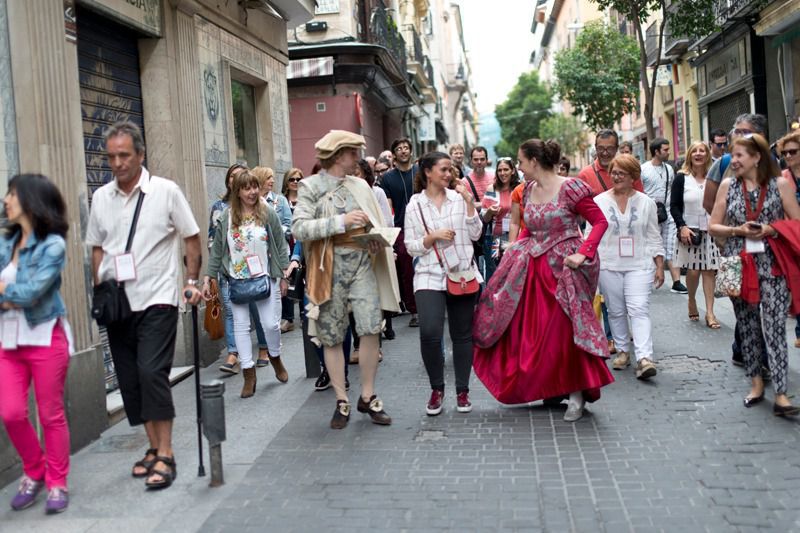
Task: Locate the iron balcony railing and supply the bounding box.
[369,1,407,75]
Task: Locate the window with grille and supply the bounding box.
[315,0,340,14]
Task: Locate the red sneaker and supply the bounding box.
[426,389,444,416]
[456,391,472,413]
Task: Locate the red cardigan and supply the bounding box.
[769,220,800,315]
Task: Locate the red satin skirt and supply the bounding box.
[473,254,614,405]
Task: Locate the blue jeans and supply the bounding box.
[219,276,268,354]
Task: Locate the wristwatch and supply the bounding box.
[186,279,199,287]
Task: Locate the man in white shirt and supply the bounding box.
[640,138,686,294]
[86,121,202,490]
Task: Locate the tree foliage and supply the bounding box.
[553,21,640,132]
[539,114,588,158]
[493,71,551,158]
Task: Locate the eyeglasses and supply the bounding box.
[733,128,754,136]
[609,170,630,178]
[782,148,800,158]
[596,146,618,154]
[287,178,302,183]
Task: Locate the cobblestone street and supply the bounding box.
[3,288,800,532]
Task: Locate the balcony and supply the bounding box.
[663,12,690,58]
[369,0,407,75]
[645,21,668,67]
[424,56,434,86]
[713,0,758,27]
[404,25,424,65]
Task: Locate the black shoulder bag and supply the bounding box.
[655,165,671,224]
[91,191,145,326]
[464,176,486,258]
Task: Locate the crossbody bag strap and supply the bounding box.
[465,176,480,202]
[663,165,672,204]
[416,202,447,270]
[125,191,145,253]
[592,163,608,191]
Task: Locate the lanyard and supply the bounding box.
[742,182,767,221]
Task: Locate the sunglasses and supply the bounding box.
[287,178,302,183]
[713,142,728,148]
[781,149,800,158]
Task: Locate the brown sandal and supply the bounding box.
[688,300,699,321]
[706,315,721,329]
[145,456,177,490]
[131,448,157,478]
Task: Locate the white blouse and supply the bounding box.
[404,189,484,292]
[594,191,665,272]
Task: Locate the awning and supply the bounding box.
[287,57,334,79]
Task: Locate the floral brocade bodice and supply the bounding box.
[522,178,589,257]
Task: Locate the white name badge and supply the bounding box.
[245,255,265,277]
[745,238,765,254]
[442,244,461,267]
[502,215,511,233]
[619,236,635,257]
[114,253,137,282]
[2,318,18,350]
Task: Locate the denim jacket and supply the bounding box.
[0,231,67,326]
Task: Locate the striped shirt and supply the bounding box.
[404,189,484,292]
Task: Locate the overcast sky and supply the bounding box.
[459,0,538,115]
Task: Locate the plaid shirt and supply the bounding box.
[404,189,484,292]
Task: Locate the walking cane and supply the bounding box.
[185,289,206,478]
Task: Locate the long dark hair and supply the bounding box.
[356,159,375,187]
[223,163,246,203]
[494,158,520,191]
[5,174,68,239]
[414,152,451,193]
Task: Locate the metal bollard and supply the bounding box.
[200,379,226,487]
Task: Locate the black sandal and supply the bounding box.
[131,448,158,478]
[145,456,177,490]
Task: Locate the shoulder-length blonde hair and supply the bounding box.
[680,141,712,176]
[229,170,267,227]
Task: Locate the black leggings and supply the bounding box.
[415,290,477,393]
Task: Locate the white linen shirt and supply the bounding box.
[85,167,200,312]
[640,161,674,208]
[594,191,665,272]
[404,189,484,292]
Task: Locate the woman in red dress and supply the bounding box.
[472,139,614,421]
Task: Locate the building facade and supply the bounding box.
[0,0,313,486]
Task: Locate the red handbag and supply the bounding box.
[416,204,479,296]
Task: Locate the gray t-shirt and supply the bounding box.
[640,160,674,207]
[706,155,733,184]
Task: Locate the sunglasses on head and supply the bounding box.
[782,148,800,158]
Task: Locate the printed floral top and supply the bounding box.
[227,213,270,280]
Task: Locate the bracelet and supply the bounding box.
[730,227,737,237]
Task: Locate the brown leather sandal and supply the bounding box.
[131,448,158,478]
[145,456,177,490]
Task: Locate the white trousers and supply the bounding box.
[599,269,654,361]
[231,277,282,369]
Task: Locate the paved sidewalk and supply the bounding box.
[3,288,800,532]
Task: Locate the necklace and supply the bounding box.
[398,168,412,205]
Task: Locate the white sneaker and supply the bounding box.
[563,402,584,422]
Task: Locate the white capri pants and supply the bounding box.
[231,276,282,369]
[599,268,655,361]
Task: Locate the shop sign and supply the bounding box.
[78,0,161,37]
[702,38,745,95]
[674,96,685,155]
